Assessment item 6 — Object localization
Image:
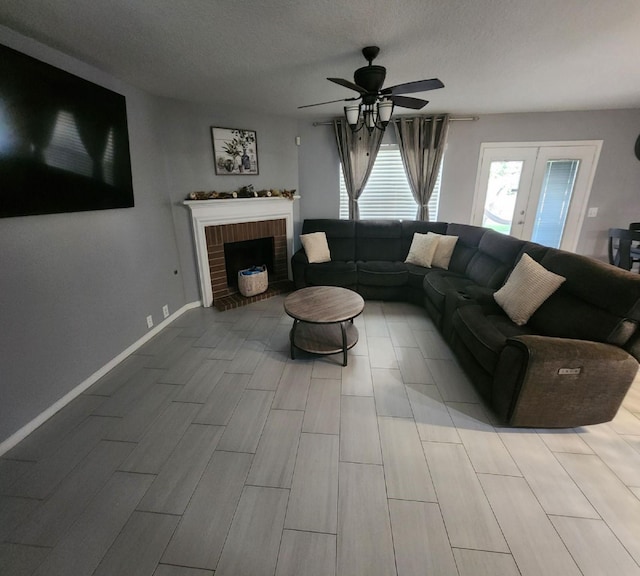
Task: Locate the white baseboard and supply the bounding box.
[0,300,202,457]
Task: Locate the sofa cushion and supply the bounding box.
[405,233,440,267]
[356,220,403,261]
[529,249,640,345]
[302,219,356,261]
[431,234,459,270]
[300,232,331,263]
[453,304,535,374]
[445,223,487,274]
[406,263,433,289]
[358,261,409,287]
[531,292,638,346]
[466,230,527,288]
[494,254,566,326]
[540,249,640,321]
[401,221,448,258]
[305,261,357,287]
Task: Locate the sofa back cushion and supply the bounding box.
[445,224,487,274]
[529,249,640,346]
[466,230,527,288]
[302,219,356,261]
[518,241,550,264]
[356,220,403,261]
[401,221,448,258]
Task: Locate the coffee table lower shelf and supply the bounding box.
[290,320,359,366]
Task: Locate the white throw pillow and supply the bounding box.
[430,233,459,270]
[494,253,566,326]
[300,232,331,263]
[405,232,441,268]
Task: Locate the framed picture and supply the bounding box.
[211,127,259,175]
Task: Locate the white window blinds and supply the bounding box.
[530,159,580,249]
[339,144,442,221]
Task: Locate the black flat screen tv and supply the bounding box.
[0,43,134,218]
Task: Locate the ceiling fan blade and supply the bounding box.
[327,77,368,94]
[298,96,359,109]
[390,95,429,110]
[382,78,444,96]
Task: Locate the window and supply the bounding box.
[44,111,93,177]
[339,144,442,220]
[44,111,116,185]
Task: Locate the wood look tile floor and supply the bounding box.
[3,296,640,575]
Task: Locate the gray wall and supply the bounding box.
[0,27,302,444]
[155,99,300,302]
[298,110,640,258]
[0,28,187,443]
[441,110,640,258]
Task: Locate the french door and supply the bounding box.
[471,142,601,251]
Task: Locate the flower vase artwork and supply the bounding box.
[212,127,259,175]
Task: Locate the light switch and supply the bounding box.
[587,207,598,218]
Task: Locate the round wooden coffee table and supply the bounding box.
[284,286,365,366]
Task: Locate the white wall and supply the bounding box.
[298,109,640,259]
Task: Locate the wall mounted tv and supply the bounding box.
[0,43,134,218]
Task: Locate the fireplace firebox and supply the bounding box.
[224,237,274,288]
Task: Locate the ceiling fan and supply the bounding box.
[299,46,444,131]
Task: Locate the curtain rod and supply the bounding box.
[312,116,478,126]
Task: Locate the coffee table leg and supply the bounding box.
[290,319,298,360]
[340,321,348,366]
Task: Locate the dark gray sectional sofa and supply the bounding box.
[291,218,640,427]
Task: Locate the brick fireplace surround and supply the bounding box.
[184,197,297,310]
[206,219,290,309]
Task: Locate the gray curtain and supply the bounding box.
[333,119,383,220]
[393,114,450,221]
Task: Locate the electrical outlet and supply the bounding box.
[587,207,598,218]
[146,315,153,329]
[162,305,169,319]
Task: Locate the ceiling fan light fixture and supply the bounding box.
[345,104,360,129]
[378,99,394,126]
[364,105,377,133]
[345,99,394,133]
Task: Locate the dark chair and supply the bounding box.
[608,228,640,270]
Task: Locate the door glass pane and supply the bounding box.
[531,160,579,248]
[482,161,523,233]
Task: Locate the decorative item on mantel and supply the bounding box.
[187,185,296,201]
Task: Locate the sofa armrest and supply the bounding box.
[291,248,309,289]
[493,335,638,428]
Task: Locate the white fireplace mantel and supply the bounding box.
[185,196,298,307]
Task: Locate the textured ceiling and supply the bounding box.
[1,0,640,118]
